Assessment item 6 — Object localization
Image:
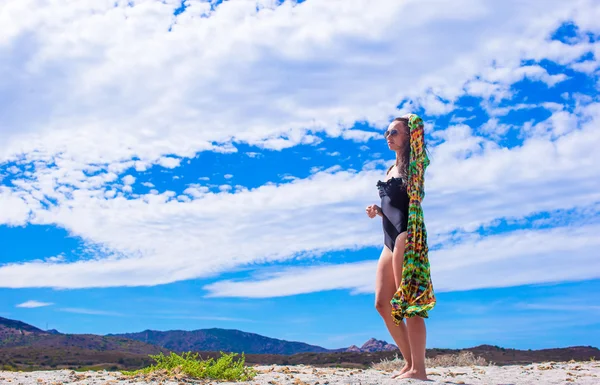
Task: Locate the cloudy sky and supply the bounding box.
[1,0,599,350]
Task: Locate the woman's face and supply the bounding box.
[384,120,408,151]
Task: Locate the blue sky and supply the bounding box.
[1,0,599,351]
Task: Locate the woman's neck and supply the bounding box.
[395,152,403,167]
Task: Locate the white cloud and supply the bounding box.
[183,184,209,198]
[0,187,30,225]
[485,102,561,118]
[478,118,512,138]
[0,102,598,289]
[341,130,381,142]
[280,174,297,181]
[464,64,571,103]
[59,308,124,316]
[204,223,600,298]
[0,0,599,293]
[464,80,508,101]
[525,109,579,138]
[135,161,150,172]
[157,156,182,169]
[571,60,600,74]
[122,175,136,185]
[16,300,53,308]
[205,261,376,298]
[1,0,597,171]
[45,255,65,263]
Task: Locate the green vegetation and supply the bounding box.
[122,351,257,382]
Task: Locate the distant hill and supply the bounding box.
[466,344,600,365]
[108,328,330,355]
[0,317,165,355]
[344,338,397,353]
[0,317,396,355]
[0,317,47,337]
[1,317,340,355]
[2,344,599,372]
[1,316,599,372]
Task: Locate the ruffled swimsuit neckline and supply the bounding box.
[377,176,403,186]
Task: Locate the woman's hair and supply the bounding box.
[387,117,411,184]
[387,116,430,184]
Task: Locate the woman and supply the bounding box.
[365,113,436,380]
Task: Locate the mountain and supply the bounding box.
[1,317,337,355]
[1,316,395,355]
[345,345,362,352]
[4,316,598,366]
[108,328,331,355]
[0,317,165,355]
[0,316,47,338]
[2,343,599,372]
[359,338,397,352]
[338,338,397,353]
[1,317,599,371]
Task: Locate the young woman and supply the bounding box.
[365,113,436,380]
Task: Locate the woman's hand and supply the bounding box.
[366,204,382,218]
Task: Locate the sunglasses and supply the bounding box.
[384,129,399,139]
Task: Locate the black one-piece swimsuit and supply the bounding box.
[376,176,409,252]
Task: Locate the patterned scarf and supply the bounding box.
[390,113,436,324]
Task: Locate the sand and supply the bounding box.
[1,361,598,384]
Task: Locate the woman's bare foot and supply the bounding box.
[390,363,411,378]
[398,369,429,381]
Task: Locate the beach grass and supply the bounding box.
[121,351,257,382]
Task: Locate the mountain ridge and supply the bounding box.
[1,316,391,354]
[107,327,332,355]
[0,316,167,355]
[2,316,599,363]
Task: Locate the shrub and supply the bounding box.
[122,351,257,382]
[372,351,489,371]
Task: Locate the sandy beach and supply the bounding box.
[1,361,598,385]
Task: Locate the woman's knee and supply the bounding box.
[374,296,391,314]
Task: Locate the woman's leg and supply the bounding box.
[389,232,413,378]
[374,246,412,376]
[402,316,428,380]
[393,232,428,380]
